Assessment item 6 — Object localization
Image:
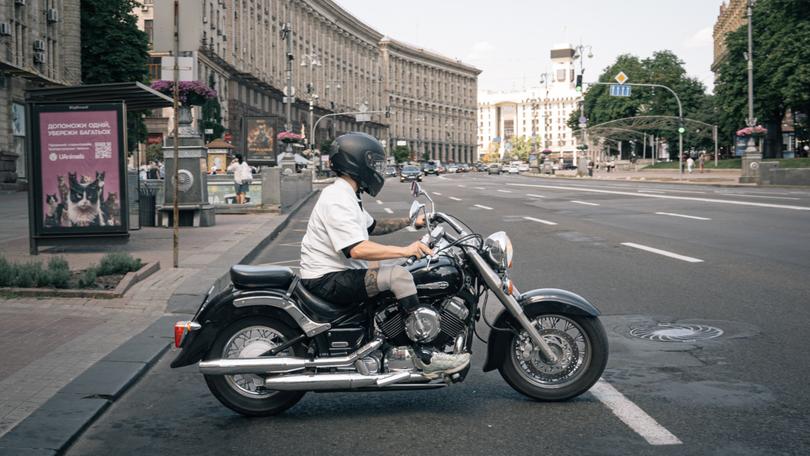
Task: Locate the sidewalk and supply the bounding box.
[525,168,747,186]
[0,190,311,441]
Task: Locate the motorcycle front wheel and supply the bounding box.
[204,316,306,416]
[498,312,608,401]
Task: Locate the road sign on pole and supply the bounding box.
[609,84,632,97]
[615,71,629,84]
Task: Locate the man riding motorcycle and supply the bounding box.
[300,132,470,375]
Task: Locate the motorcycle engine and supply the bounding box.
[376,297,469,347]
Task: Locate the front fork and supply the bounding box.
[466,250,559,364]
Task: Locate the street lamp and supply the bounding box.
[573,43,593,174]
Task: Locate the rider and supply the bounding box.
[300,132,470,375]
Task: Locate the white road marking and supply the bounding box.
[405,226,417,232]
[713,192,800,200]
[474,204,493,210]
[449,196,462,201]
[526,193,546,198]
[571,200,600,206]
[474,186,486,190]
[591,380,682,446]
[433,192,443,196]
[621,242,704,263]
[655,212,711,221]
[384,208,394,214]
[457,184,466,188]
[507,183,810,211]
[638,190,665,194]
[376,199,383,205]
[523,216,557,226]
[497,189,512,193]
[438,175,448,180]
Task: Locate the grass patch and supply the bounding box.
[0,253,142,290]
[777,157,810,168]
[644,157,810,170]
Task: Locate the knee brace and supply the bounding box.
[376,265,417,301]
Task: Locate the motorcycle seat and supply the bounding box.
[230,264,295,290]
[294,282,361,323]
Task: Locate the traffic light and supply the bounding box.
[575,75,583,93]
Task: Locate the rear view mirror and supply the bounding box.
[409,200,425,223]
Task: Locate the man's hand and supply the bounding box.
[403,241,432,259]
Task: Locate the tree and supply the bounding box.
[507,136,532,161]
[201,74,226,143]
[569,51,710,160]
[392,146,411,163]
[714,0,810,157]
[81,0,149,153]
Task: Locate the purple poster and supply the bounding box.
[38,109,123,229]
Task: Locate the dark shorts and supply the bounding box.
[234,182,249,194]
[302,269,369,306]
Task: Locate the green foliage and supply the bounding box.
[77,268,98,289]
[0,257,13,286]
[145,143,163,163]
[507,136,533,161]
[47,257,71,289]
[714,0,810,157]
[96,253,142,276]
[81,0,149,152]
[201,74,226,143]
[644,159,742,169]
[0,256,73,288]
[393,146,411,163]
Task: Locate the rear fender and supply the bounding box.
[481,288,600,372]
[170,288,324,368]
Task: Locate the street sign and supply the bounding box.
[609,84,632,97]
[204,128,214,135]
[614,71,629,85]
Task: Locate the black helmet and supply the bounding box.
[329,132,386,196]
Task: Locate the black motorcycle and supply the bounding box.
[171,182,608,416]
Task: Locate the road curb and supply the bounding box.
[0,190,320,456]
[520,172,754,188]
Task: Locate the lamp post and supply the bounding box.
[744,0,760,159]
[574,44,593,175]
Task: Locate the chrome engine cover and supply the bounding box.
[384,346,417,372]
[404,307,442,342]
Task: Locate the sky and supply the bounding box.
[335,0,726,93]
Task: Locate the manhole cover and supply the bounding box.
[630,323,724,342]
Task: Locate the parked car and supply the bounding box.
[447,164,459,173]
[518,163,530,172]
[458,163,470,173]
[487,163,501,175]
[384,166,398,178]
[476,163,489,172]
[437,165,446,174]
[507,164,520,174]
[399,165,422,182]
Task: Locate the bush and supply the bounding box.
[12,262,47,288]
[96,253,142,276]
[47,257,71,289]
[77,268,98,289]
[0,257,13,287]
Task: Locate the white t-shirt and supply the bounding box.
[228,161,253,184]
[300,178,374,279]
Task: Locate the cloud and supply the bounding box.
[466,41,496,61]
[685,26,713,48]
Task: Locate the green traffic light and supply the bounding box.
[678,127,685,134]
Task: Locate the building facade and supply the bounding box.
[477,45,580,163]
[136,0,479,164]
[712,0,746,74]
[0,0,81,187]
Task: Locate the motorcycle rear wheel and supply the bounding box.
[499,312,608,401]
[204,316,306,416]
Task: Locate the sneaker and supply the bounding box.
[417,351,471,377]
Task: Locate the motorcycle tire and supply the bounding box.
[204,316,306,416]
[498,312,608,402]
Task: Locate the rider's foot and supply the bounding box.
[416,350,471,377]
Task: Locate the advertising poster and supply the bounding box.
[245,116,277,165]
[31,103,127,236]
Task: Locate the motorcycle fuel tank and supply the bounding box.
[407,255,464,298]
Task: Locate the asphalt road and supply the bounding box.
[67,173,810,455]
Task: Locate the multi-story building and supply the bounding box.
[711,0,746,75]
[135,0,479,164]
[0,0,81,187]
[477,45,580,163]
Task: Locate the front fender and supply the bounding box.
[481,288,600,372]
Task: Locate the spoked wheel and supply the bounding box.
[499,313,608,401]
[204,316,306,416]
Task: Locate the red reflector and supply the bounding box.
[174,322,186,348]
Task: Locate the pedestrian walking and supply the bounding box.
[699,154,705,173]
[587,159,594,177]
[227,154,253,204]
[687,156,695,174]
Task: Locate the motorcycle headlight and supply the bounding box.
[483,231,513,270]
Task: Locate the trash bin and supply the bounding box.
[138,186,157,227]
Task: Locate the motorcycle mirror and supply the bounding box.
[409,200,425,225]
[410,181,422,198]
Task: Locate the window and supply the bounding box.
[144,20,153,48]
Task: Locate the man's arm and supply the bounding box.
[369,214,425,236]
[348,239,431,261]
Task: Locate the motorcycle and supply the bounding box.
[171,182,608,416]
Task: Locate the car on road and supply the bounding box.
[447,164,459,173]
[476,163,489,172]
[399,165,422,182]
[518,163,530,172]
[423,162,439,175]
[507,164,520,174]
[458,163,470,173]
[384,166,398,178]
[487,163,501,175]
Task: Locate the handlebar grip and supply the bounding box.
[406,255,418,265]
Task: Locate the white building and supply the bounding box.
[477,44,581,164]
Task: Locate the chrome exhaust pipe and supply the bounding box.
[263,371,428,391]
[198,338,383,375]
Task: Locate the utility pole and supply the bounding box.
[746,0,756,130]
[282,23,293,132]
[171,0,180,268]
